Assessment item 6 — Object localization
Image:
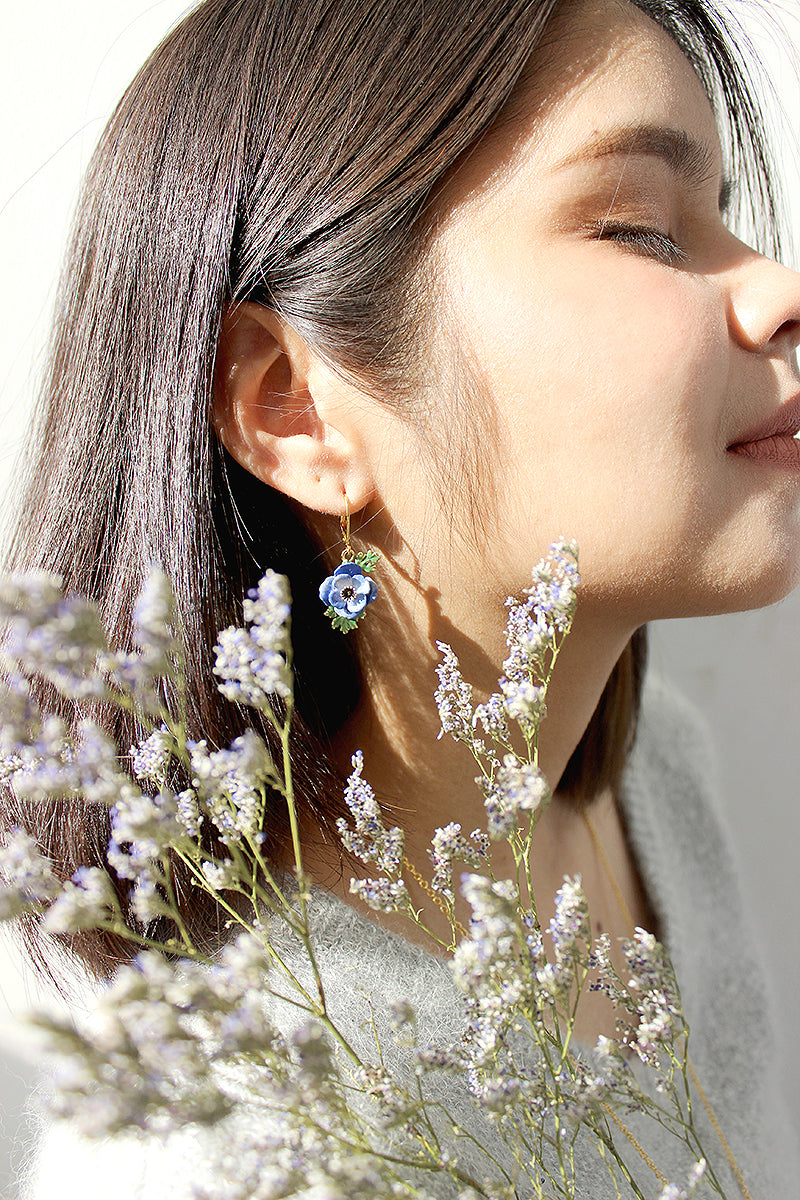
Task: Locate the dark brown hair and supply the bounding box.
[2,0,782,978]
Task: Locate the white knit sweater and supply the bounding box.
[21,677,799,1199]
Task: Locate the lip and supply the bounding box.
[728,435,800,470]
[728,394,800,449]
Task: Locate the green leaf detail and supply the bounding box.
[354,550,380,574]
[325,607,360,633]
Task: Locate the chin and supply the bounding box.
[715,491,800,611]
[690,546,800,617]
[626,533,800,623]
[723,572,800,615]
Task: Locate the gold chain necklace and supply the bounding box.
[403,854,469,937]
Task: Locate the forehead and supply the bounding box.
[434,0,723,217]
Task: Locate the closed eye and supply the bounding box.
[592,222,688,267]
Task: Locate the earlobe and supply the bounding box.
[212,302,375,515]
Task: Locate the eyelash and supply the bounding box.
[593,222,688,267]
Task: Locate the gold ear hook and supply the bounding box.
[340,495,355,561]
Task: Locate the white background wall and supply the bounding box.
[1,2,799,1195]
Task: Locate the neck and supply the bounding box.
[303,546,655,1016]
[331,576,634,869]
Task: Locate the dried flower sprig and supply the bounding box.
[0,547,733,1198]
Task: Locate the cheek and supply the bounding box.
[477,259,725,473]
[453,253,731,583]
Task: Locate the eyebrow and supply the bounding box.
[555,122,733,213]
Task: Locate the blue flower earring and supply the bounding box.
[319,498,379,633]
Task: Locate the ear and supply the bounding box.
[212,302,375,515]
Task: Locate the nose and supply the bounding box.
[727,245,800,364]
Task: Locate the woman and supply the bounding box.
[4,0,800,1195]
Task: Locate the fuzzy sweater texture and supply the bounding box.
[21,677,799,1199]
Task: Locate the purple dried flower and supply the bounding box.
[337,751,403,873]
[213,570,292,707]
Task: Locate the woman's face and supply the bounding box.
[371,0,800,627]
